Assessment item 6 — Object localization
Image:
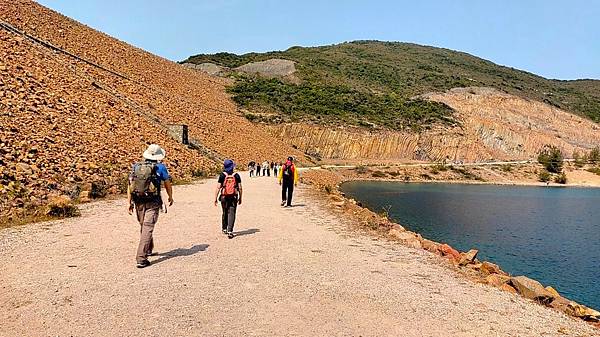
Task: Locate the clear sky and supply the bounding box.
[37,0,599,80]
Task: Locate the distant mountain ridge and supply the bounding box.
[183,41,600,128]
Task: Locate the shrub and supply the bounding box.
[588,147,600,164]
[372,170,387,178]
[537,145,563,173]
[586,167,600,176]
[554,172,567,184]
[90,181,108,199]
[500,164,513,172]
[538,169,551,182]
[355,165,368,174]
[191,168,207,178]
[46,196,80,218]
[388,171,401,177]
[324,185,333,194]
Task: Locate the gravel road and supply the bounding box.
[1,173,597,337]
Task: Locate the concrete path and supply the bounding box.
[1,173,597,336]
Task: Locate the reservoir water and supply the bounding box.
[340,181,600,310]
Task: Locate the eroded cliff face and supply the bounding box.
[269,88,600,162]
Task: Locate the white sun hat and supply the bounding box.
[143,144,166,161]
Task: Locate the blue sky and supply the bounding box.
[38,0,599,80]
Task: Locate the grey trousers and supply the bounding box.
[221,196,238,233]
[135,200,161,263]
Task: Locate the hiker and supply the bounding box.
[214,159,242,239]
[255,160,261,177]
[273,161,279,177]
[248,161,255,177]
[278,156,299,207]
[128,144,174,268]
[262,161,269,176]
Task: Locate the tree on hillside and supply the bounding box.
[588,146,600,164]
[537,145,563,173]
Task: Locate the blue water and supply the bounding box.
[340,181,600,310]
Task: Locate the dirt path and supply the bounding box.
[1,173,597,337]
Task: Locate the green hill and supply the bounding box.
[183,41,600,130]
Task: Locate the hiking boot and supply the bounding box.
[281,200,286,206]
[136,260,150,268]
[222,229,227,234]
[227,232,234,239]
[147,251,157,257]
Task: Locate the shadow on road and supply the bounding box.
[152,244,209,265]
[233,228,260,237]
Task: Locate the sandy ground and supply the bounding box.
[1,172,598,337]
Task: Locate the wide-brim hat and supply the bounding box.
[143,144,166,161]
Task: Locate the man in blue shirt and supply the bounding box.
[128,144,174,268]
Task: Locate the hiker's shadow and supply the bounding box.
[152,244,209,265]
[234,228,260,237]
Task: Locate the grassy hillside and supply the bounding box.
[184,41,600,129]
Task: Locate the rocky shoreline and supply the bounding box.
[300,168,600,328]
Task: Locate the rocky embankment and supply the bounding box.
[300,168,600,328]
[0,1,302,225]
[268,88,600,163]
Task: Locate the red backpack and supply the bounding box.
[221,173,238,197]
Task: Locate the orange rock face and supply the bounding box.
[0,1,302,220]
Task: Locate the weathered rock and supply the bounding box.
[16,162,32,175]
[485,274,511,287]
[438,244,461,261]
[389,229,422,249]
[480,261,507,276]
[568,302,600,321]
[550,296,575,316]
[509,276,555,305]
[500,283,518,294]
[235,59,296,78]
[545,286,561,298]
[420,239,439,254]
[458,249,478,266]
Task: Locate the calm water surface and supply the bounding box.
[340,181,600,309]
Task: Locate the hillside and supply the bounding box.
[0,0,302,225]
[184,41,600,128]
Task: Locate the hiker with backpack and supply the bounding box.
[214,159,242,239]
[127,144,174,268]
[278,156,299,207]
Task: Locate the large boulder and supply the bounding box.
[438,244,461,261]
[480,261,507,276]
[509,276,555,305]
[485,274,511,287]
[389,229,422,249]
[569,302,600,322]
[458,249,478,266]
[420,239,439,254]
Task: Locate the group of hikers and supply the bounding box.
[128,144,298,268]
[247,161,284,178]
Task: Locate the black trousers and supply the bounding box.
[221,196,238,232]
[282,180,294,206]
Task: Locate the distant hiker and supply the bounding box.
[248,161,255,177]
[128,144,174,268]
[255,160,261,177]
[262,161,269,176]
[214,159,242,239]
[278,156,299,207]
[273,162,279,177]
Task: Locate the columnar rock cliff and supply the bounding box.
[270,88,600,162]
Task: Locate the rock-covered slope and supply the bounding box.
[0,0,301,223]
